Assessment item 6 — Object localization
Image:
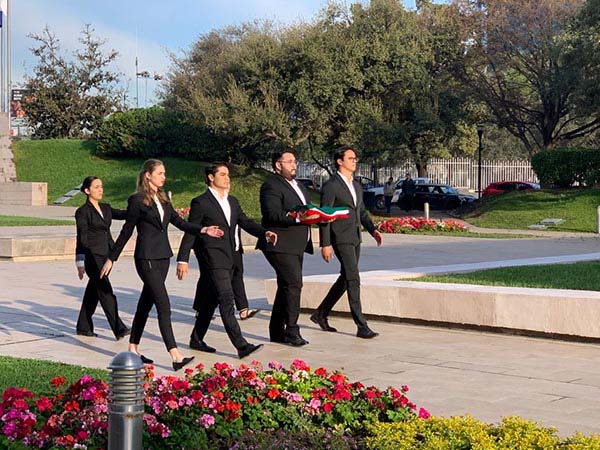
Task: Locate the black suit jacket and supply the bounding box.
[109,192,202,261]
[256,174,313,255]
[177,190,265,270]
[319,173,376,247]
[75,201,126,257]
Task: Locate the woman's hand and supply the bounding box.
[77,267,85,280]
[202,225,224,238]
[99,260,113,279]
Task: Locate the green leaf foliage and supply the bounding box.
[531,147,600,187]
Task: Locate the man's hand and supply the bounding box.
[265,231,278,246]
[99,259,113,279]
[373,230,383,247]
[77,267,85,280]
[321,245,333,263]
[202,225,224,238]
[176,263,189,280]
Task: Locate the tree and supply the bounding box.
[453,0,597,155]
[24,25,123,138]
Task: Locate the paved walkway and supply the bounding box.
[2,233,600,436]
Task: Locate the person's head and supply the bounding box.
[205,162,230,191]
[272,150,297,181]
[81,176,102,202]
[405,172,411,179]
[137,159,169,205]
[388,177,393,183]
[334,146,358,174]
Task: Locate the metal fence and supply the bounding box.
[260,158,538,190]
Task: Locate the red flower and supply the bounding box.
[314,367,328,378]
[50,376,66,388]
[267,389,280,399]
[36,397,53,412]
[291,359,310,371]
[64,400,80,412]
[418,407,431,419]
[184,368,194,375]
[323,402,335,413]
[77,430,89,441]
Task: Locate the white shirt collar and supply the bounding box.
[208,187,228,201]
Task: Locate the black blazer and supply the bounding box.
[109,192,202,261]
[75,201,126,258]
[319,173,376,247]
[256,174,313,256]
[177,190,265,270]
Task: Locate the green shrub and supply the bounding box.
[531,147,600,188]
[366,416,600,450]
[94,107,225,160]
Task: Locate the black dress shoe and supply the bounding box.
[357,328,379,339]
[172,356,195,371]
[270,337,285,343]
[189,340,216,353]
[76,330,98,337]
[239,308,261,320]
[310,313,337,332]
[284,335,309,346]
[115,328,131,340]
[238,343,263,359]
[140,355,154,364]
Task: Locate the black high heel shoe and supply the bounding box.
[172,356,194,371]
[139,354,153,364]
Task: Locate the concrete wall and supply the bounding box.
[0,182,48,206]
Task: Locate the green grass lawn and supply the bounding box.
[0,215,75,226]
[416,261,600,291]
[0,355,106,395]
[462,189,600,232]
[13,139,270,220]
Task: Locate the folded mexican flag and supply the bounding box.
[288,203,350,225]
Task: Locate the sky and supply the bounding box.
[9,0,421,106]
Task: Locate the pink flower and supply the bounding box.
[418,407,431,419]
[200,414,215,428]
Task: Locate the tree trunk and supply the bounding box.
[415,160,428,177]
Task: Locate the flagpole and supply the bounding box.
[6,0,10,130]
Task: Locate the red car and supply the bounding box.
[482,181,540,196]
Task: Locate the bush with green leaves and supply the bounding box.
[366,415,600,449]
[94,107,224,160]
[531,147,600,188]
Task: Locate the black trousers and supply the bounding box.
[263,251,303,340]
[194,250,249,312]
[384,195,393,214]
[131,258,177,351]
[76,254,128,336]
[190,268,249,350]
[315,243,369,331]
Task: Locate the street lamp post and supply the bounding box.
[477,124,484,199]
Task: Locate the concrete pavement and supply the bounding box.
[2,233,600,436]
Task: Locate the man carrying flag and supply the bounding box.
[311,145,383,338]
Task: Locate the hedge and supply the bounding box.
[531,147,600,188]
[94,107,226,160]
[366,416,600,449]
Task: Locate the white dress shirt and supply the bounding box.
[209,187,240,251]
[337,171,357,206]
[153,195,165,222]
[286,178,307,206]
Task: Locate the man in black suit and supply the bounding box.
[257,150,313,346]
[177,163,277,359]
[311,146,383,339]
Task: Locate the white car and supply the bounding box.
[367,177,430,210]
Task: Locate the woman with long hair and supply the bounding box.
[75,176,130,339]
[100,159,223,371]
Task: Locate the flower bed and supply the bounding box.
[377,216,467,233]
[1,360,427,449]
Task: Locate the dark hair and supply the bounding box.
[271,150,295,171]
[205,162,229,185]
[333,145,357,170]
[137,159,170,206]
[80,176,99,194]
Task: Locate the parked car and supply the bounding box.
[366,177,430,210]
[296,178,320,192]
[354,176,376,190]
[400,183,476,210]
[482,181,540,196]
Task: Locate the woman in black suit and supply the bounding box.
[75,176,130,340]
[101,159,221,371]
